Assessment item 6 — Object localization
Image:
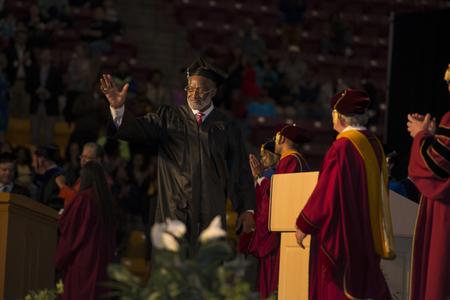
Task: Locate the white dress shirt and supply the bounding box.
[342,125,367,132]
[109,103,215,127]
[0,183,13,193]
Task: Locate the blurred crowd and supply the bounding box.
[0,0,387,259]
[0,0,163,258]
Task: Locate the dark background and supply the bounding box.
[386,8,450,177]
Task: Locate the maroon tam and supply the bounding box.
[277,125,311,144]
[331,88,370,115]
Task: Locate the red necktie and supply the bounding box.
[196,112,203,126]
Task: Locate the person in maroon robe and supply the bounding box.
[296,89,395,300]
[248,125,310,299]
[407,65,450,300]
[55,161,115,300]
[238,141,280,254]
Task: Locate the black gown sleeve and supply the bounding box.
[227,121,256,214]
[106,107,166,144]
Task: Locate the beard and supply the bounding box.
[187,96,212,111]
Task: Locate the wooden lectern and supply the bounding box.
[0,192,58,300]
[270,172,319,300]
[269,173,419,300]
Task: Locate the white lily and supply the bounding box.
[151,222,180,252]
[151,223,166,250]
[165,219,186,238]
[161,232,179,252]
[199,215,226,243]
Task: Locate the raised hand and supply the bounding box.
[100,74,129,108]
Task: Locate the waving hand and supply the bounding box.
[100,74,129,108]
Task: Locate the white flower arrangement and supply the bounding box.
[24,279,63,300]
[27,216,270,300]
[199,215,227,243]
[108,215,267,300]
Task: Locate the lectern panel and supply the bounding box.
[278,233,310,300]
[269,172,319,232]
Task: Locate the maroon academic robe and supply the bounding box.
[296,130,391,300]
[249,152,308,299]
[55,188,115,300]
[408,111,450,300]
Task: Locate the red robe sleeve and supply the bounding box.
[296,147,339,234]
[55,191,96,271]
[58,179,80,209]
[408,111,450,203]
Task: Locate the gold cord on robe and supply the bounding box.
[337,130,396,259]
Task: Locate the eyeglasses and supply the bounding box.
[184,86,214,97]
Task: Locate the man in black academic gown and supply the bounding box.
[100,58,256,245]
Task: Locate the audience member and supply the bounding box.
[232,18,266,59]
[56,142,105,207]
[26,47,63,145]
[0,10,16,42]
[0,152,29,196]
[69,86,107,145]
[113,60,137,96]
[5,29,32,118]
[13,146,33,188]
[81,6,113,55]
[64,42,94,122]
[32,145,64,210]
[145,69,169,107]
[0,53,9,142]
[277,45,308,95]
[62,142,81,186]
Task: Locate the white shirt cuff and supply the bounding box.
[110,105,124,127]
[256,177,265,185]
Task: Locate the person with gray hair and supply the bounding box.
[55,142,106,207]
[295,88,394,300]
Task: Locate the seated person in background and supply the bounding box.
[248,125,310,299]
[33,145,64,210]
[13,146,34,188]
[55,142,105,208]
[0,152,29,196]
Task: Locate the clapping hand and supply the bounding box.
[407,113,436,138]
[249,154,264,179]
[100,74,129,108]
